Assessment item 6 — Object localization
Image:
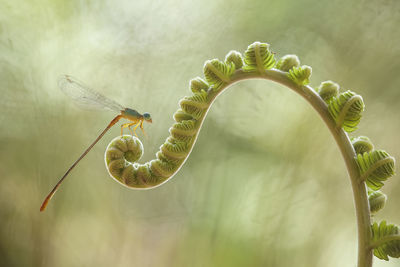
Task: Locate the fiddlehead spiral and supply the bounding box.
[102,41,398,266]
[105,135,147,188]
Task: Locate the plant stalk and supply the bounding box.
[213,69,373,267]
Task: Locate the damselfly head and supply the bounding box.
[143,112,152,123]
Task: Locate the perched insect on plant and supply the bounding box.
[40,75,152,212]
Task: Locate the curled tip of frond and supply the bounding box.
[371,221,400,260]
[190,77,209,93]
[105,135,143,164]
[276,54,300,72]
[287,65,312,86]
[368,189,387,214]
[328,90,364,132]
[105,135,148,188]
[356,150,395,190]
[203,59,235,90]
[351,136,374,154]
[318,80,339,102]
[243,41,275,73]
[225,50,244,69]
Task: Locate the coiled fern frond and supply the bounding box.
[242,41,275,73]
[275,54,300,72]
[287,65,312,86]
[179,90,209,120]
[203,59,235,91]
[352,136,374,154]
[356,150,395,190]
[368,189,387,214]
[317,80,339,102]
[190,77,209,93]
[225,50,244,69]
[371,221,400,260]
[328,90,364,132]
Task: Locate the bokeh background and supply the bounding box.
[1,0,399,266]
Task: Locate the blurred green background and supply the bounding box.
[1,0,399,266]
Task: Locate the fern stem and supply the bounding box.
[215,69,372,267]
